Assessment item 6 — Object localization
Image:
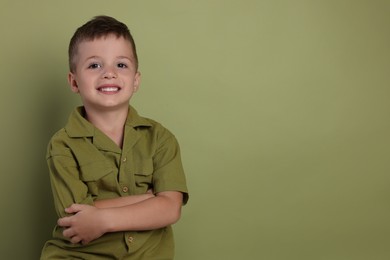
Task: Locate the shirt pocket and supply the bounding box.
[134,159,154,189]
[79,162,114,198]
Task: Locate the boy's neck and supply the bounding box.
[84,106,128,148]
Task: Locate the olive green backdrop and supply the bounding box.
[1,0,389,259]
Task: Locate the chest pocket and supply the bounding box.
[79,162,114,198]
[134,159,154,189]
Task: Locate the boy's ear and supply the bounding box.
[134,71,141,92]
[68,72,79,93]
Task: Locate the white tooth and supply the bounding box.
[101,87,119,91]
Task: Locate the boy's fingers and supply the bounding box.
[62,227,75,238]
[57,216,70,227]
[70,235,82,244]
[65,204,83,213]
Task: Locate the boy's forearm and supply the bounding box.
[94,193,155,209]
[58,191,184,244]
[102,191,183,233]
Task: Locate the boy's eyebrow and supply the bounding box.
[117,56,133,60]
[84,55,100,61]
[84,55,132,61]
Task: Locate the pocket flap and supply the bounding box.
[134,159,154,176]
[80,162,113,181]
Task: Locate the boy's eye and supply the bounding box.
[88,63,101,69]
[117,63,128,68]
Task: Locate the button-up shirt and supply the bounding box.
[41,106,188,259]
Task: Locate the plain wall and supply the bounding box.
[1,1,389,259]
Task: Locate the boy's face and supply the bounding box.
[68,34,140,112]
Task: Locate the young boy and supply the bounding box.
[40,15,189,259]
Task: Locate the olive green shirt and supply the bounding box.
[41,106,188,260]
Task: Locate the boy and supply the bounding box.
[40,15,189,259]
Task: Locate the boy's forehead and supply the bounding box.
[79,35,131,47]
[76,35,134,57]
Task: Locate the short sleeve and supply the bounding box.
[152,133,189,205]
[47,144,94,218]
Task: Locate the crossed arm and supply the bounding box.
[57,191,183,245]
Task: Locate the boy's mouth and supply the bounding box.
[97,86,121,93]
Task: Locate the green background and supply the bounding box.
[1,1,389,259]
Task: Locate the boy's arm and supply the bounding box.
[93,189,155,208]
[58,191,183,245]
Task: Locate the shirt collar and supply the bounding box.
[65,105,152,138]
[125,105,153,128]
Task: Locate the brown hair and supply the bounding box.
[68,15,138,72]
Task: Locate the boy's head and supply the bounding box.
[68,15,138,73]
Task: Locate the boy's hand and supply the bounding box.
[58,204,107,245]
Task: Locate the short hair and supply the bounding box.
[68,15,138,72]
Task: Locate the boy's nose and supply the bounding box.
[102,69,117,79]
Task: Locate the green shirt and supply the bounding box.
[41,106,188,260]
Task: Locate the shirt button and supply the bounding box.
[122,157,127,162]
[122,186,129,193]
[128,236,134,243]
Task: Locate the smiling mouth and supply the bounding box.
[98,86,121,92]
